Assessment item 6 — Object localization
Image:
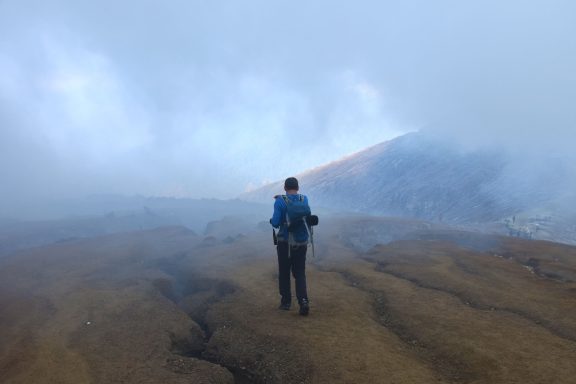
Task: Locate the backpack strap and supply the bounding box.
[281,195,291,228]
[281,195,290,221]
[280,195,293,252]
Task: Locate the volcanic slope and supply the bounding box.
[1,217,576,383]
[240,132,576,245]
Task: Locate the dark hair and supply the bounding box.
[284,177,299,190]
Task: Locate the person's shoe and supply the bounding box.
[278,302,291,311]
[299,299,309,316]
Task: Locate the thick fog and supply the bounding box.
[1,0,575,218]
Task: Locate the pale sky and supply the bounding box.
[1,0,575,209]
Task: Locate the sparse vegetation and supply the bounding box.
[1,217,575,383]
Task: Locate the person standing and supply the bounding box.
[270,177,310,316]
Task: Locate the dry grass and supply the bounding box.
[1,219,575,383]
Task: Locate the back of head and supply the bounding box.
[284,177,299,191]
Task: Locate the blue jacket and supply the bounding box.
[270,194,310,242]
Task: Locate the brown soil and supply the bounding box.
[1,219,575,383]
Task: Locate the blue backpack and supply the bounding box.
[282,194,311,243]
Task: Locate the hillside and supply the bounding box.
[241,132,576,244]
[1,217,576,383]
[0,197,269,257]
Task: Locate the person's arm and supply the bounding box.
[270,197,284,228]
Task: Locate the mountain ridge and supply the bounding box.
[241,132,576,244]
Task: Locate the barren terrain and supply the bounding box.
[1,216,575,383]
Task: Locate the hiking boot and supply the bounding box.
[299,299,309,316]
[278,302,291,311]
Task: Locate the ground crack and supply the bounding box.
[371,261,576,344]
[153,255,255,383]
[332,268,482,384]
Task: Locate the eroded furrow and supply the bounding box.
[334,269,480,384]
[153,259,256,384]
[373,262,576,344]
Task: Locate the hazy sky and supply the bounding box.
[1,0,575,206]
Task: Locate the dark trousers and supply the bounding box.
[277,242,308,304]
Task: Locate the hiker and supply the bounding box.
[270,177,311,316]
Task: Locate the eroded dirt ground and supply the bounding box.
[1,217,576,383]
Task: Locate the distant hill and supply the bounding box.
[0,197,269,256]
[241,132,576,244]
